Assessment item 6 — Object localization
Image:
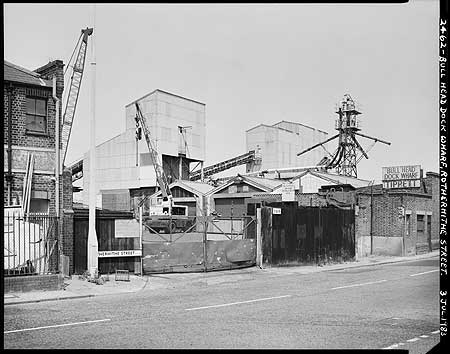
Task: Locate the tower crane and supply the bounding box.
[61,27,93,166]
[297,94,391,178]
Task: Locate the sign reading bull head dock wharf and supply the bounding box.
[382,165,421,189]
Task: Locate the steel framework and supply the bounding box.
[297,94,390,178]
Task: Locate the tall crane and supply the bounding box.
[134,102,173,212]
[297,94,391,178]
[61,27,93,166]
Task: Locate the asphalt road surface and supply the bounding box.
[4,258,441,351]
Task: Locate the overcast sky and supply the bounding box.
[4,1,439,183]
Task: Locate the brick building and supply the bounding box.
[355,172,439,258]
[4,59,74,273]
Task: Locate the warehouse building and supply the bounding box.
[246,120,328,177]
[81,89,206,212]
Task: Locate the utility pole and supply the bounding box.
[87,6,98,276]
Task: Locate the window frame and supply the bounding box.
[25,96,48,135]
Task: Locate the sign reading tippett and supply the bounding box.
[382,165,421,189]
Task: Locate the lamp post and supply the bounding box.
[87,6,98,276]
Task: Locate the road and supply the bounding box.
[4,258,441,351]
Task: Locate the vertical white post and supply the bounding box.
[87,6,98,276]
[139,206,143,275]
[256,208,262,268]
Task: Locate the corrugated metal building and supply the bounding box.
[246,120,328,176]
[81,89,206,210]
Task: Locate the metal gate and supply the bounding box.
[141,215,256,274]
[261,204,355,265]
[4,212,59,276]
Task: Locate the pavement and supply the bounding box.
[4,250,439,306]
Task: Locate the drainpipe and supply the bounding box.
[53,76,60,218]
[370,183,373,255]
[7,83,13,205]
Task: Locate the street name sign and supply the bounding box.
[98,250,142,258]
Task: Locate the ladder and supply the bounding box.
[61,27,93,166]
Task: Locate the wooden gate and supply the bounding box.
[261,203,355,265]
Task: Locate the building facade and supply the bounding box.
[4,59,74,272]
[246,120,328,175]
[81,89,206,211]
[355,172,439,258]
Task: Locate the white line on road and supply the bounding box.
[431,330,440,334]
[185,295,292,311]
[331,279,387,290]
[407,338,420,342]
[420,335,429,338]
[4,319,111,334]
[409,270,439,277]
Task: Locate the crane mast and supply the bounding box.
[61,27,93,165]
[134,102,172,211]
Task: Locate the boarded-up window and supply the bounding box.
[417,214,425,232]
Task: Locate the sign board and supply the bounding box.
[273,208,282,215]
[281,182,295,202]
[98,250,142,258]
[115,219,140,238]
[382,165,421,189]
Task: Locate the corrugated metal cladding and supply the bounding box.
[214,198,246,218]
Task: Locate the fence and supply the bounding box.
[261,204,355,265]
[142,215,256,273]
[4,213,59,276]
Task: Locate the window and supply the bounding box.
[417,214,425,232]
[26,97,47,133]
[406,214,411,236]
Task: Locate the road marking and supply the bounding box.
[431,330,440,334]
[331,279,387,290]
[420,335,429,338]
[407,338,420,342]
[185,295,292,311]
[409,269,439,277]
[4,319,111,334]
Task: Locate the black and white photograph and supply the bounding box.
[3,1,446,351]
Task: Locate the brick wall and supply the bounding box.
[62,168,74,274]
[356,188,433,256]
[4,60,77,274]
[424,172,440,245]
[4,274,64,293]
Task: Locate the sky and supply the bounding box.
[4,1,440,183]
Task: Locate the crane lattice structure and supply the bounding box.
[297,94,391,178]
[61,27,93,166]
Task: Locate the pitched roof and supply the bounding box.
[207,174,283,195]
[125,89,205,108]
[150,180,215,198]
[272,120,328,135]
[290,170,372,188]
[4,60,53,87]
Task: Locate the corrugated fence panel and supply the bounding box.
[142,239,256,274]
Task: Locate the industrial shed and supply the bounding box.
[206,175,282,217]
